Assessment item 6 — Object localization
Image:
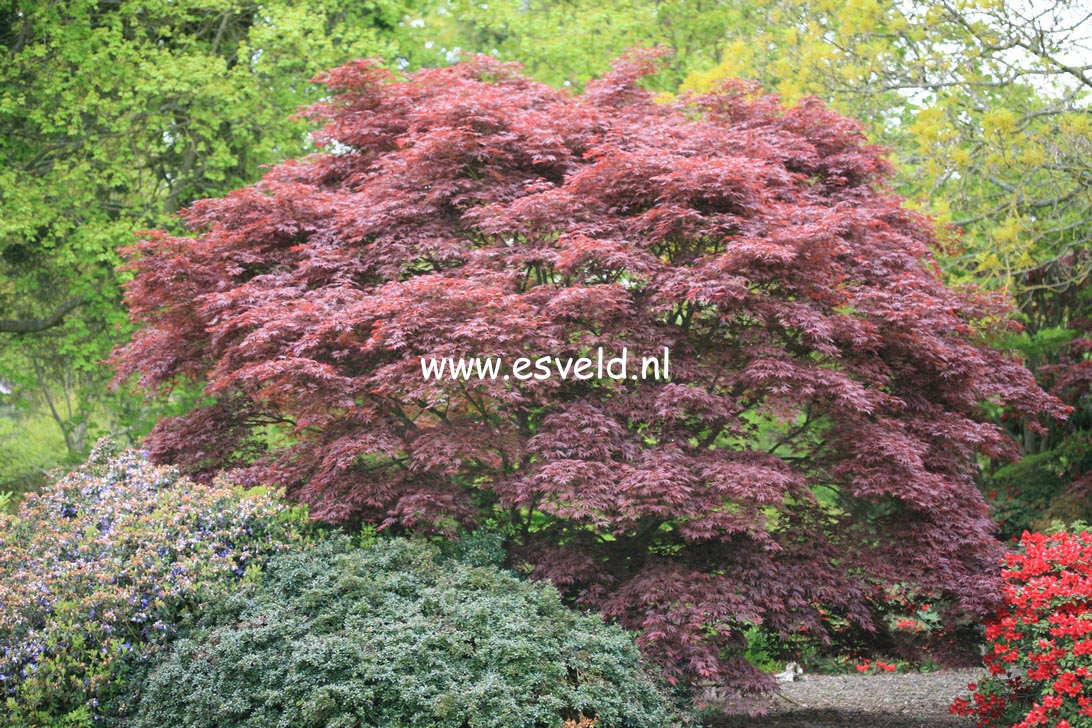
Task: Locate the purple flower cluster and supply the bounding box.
[0,439,305,724]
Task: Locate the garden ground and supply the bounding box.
[714,669,982,728]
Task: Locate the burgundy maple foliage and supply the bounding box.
[115,50,1064,699]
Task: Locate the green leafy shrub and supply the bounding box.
[0,440,307,727]
[984,436,1092,541]
[134,537,683,728]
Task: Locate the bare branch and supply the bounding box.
[0,296,86,334]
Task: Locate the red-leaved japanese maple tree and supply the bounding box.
[114,50,1064,700]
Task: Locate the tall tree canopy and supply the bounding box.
[677,3,1092,300]
[0,0,439,462]
[425,0,735,88]
[116,52,1063,698]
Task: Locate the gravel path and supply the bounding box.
[710,669,984,728]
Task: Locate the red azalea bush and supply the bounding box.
[952,530,1092,727]
[114,49,1063,700]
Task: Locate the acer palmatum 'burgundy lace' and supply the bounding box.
[114,49,1065,701]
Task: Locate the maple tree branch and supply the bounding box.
[768,406,815,457]
[0,296,85,334]
[523,496,538,537]
[458,382,497,428]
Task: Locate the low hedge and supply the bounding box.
[134,537,683,728]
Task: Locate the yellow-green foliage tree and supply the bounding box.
[681,0,1092,292]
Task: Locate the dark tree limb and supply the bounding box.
[0,296,85,333]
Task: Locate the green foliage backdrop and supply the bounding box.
[0,0,444,477]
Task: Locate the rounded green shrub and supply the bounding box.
[134,537,682,728]
[0,440,307,727]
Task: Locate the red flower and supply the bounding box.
[953,531,1092,728]
[1053,671,1082,697]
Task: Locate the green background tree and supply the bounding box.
[0,0,443,485]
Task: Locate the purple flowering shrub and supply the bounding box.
[0,439,307,727]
